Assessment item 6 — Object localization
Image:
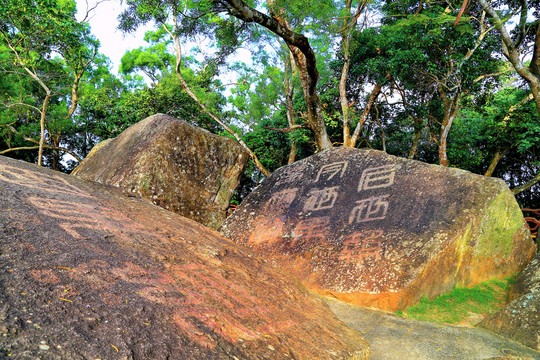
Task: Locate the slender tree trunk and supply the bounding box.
[437,83,460,167]
[285,51,297,164]
[409,120,423,159]
[221,0,333,151]
[38,93,51,166]
[340,0,354,147]
[340,0,368,147]
[350,82,383,148]
[340,54,352,146]
[512,171,540,194]
[438,113,457,167]
[51,132,62,171]
[164,20,270,177]
[484,148,510,176]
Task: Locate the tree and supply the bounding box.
[119,0,271,176]
[214,0,334,151]
[474,0,540,191]
[0,0,98,167]
[348,0,502,166]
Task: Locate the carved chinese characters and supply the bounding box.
[349,195,390,224]
[358,165,396,191]
[315,161,348,182]
[221,147,535,312]
[267,160,396,266]
[304,187,339,212]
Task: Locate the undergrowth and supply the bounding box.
[395,277,515,325]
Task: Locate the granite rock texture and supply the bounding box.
[0,155,369,359]
[72,114,248,229]
[479,251,539,350]
[220,147,536,311]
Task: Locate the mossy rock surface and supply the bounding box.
[479,252,540,350]
[220,147,536,311]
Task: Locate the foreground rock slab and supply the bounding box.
[0,156,369,359]
[221,147,536,311]
[326,297,540,360]
[479,252,540,351]
[72,113,248,229]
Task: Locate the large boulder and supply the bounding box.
[0,155,369,359]
[72,114,248,229]
[220,147,536,311]
[479,252,539,350]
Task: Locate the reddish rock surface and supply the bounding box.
[0,155,369,359]
[220,147,536,311]
[72,113,248,229]
[479,251,539,350]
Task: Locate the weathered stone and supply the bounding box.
[72,113,248,229]
[220,147,536,311]
[0,155,369,359]
[479,252,539,350]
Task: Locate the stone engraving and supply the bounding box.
[340,230,384,263]
[267,188,298,210]
[349,195,389,223]
[275,163,308,185]
[358,165,396,191]
[315,161,348,182]
[303,187,339,212]
[290,217,330,247]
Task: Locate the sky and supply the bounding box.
[75,0,150,74]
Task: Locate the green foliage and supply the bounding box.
[0,0,100,169]
[396,278,514,325]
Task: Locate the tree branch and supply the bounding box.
[2,102,42,113]
[263,124,309,132]
[512,171,540,194]
[0,145,82,162]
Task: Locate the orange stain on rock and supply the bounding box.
[29,270,60,284]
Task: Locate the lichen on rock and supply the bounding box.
[72,114,248,229]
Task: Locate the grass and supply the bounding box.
[395,277,515,325]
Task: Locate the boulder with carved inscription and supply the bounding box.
[220,147,536,311]
[0,155,369,359]
[71,113,248,229]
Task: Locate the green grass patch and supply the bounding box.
[396,277,515,325]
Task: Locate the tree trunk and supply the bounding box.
[408,121,423,159]
[437,83,460,167]
[438,116,455,167]
[484,148,509,177]
[221,0,333,151]
[512,171,540,195]
[350,82,383,148]
[52,132,61,171]
[38,93,51,166]
[340,0,368,147]
[164,20,270,177]
[340,0,354,147]
[286,42,332,151]
[285,51,297,164]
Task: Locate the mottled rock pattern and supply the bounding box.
[72,114,248,229]
[0,155,369,359]
[479,252,539,350]
[220,147,536,311]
